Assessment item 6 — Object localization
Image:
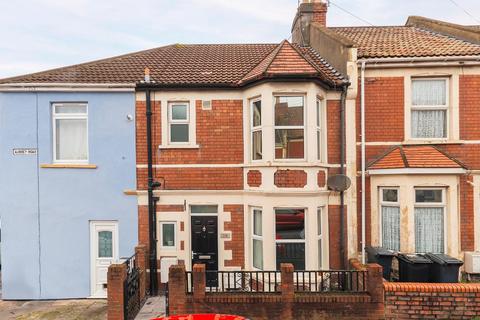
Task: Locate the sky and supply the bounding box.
[0,0,479,78]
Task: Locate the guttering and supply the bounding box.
[339,81,350,270]
[0,82,136,92]
[138,75,159,296]
[357,55,480,68]
[360,61,366,265]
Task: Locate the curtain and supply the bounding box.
[411,110,446,138]
[56,119,88,161]
[382,206,400,251]
[415,207,444,253]
[412,79,446,106]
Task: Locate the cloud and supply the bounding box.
[0,0,479,78]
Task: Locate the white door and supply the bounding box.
[90,221,118,298]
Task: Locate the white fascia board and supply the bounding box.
[0,82,136,92]
[368,168,465,175]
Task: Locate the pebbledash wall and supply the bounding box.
[135,81,358,274]
[357,67,480,258]
[0,91,138,299]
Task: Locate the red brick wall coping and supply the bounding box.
[384,281,480,293]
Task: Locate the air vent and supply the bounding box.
[202,100,212,110]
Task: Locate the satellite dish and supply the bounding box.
[327,174,351,192]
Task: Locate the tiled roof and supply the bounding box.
[239,40,345,86]
[0,41,345,88]
[368,145,465,170]
[329,26,480,59]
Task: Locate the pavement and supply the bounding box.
[135,296,166,320]
[0,299,107,320]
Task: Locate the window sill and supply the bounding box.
[40,164,98,169]
[402,140,464,145]
[158,144,200,150]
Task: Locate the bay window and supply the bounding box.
[414,188,445,253]
[252,208,263,269]
[251,99,262,160]
[52,103,88,163]
[411,78,448,139]
[168,102,190,143]
[317,208,323,269]
[316,99,325,161]
[274,96,305,159]
[380,188,400,251]
[275,208,305,270]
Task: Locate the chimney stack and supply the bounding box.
[292,0,329,45]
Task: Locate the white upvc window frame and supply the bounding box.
[251,98,262,161]
[251,207,263,270]
[168,102,190,144]
[159,221,177,251]
[379,187,400,251]
[316,98,326,162]
[410,77,449,140]
[413,187,447,254]
[274,207,306,270]
[317,207,323,269]
[52,102,89,164]
[273,95,306,161]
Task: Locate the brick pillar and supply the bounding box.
[193,264,206,302]
[136,245,148,302]
[168,264,187,315]
[107,263,127,320]
[280,263,294,303]
[366,263,384,303]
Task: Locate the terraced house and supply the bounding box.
[1,0,480,304]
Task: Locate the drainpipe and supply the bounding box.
[340,82,349,270]
[145,69,159,295]
[360,61,366,264]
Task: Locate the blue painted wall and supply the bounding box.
[0,91,138,299]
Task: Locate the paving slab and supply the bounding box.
[135,296,166,320]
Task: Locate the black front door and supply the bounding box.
[191,216,218,286]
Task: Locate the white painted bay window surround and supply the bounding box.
[414,188,446,253]
[411,78,448,139]
[251,99,262,161]
[380,188,400,251]
[252,208,263,269]
[275,208,305,270]
[52,103,88,163]
[168,102,190,143]
[274,96,305,160]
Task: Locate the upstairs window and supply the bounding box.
[316,99,325,161]
[274,96,305,160]
[251,99,262,160]
[411,79,448,139]
[168,102,190,143]
[53,103,88,163]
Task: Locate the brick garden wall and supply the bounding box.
[169,263,385,320]
[384,282,480,320]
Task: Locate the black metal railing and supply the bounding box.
[293,270,367,293]
[185,270,281,293]
[123,254,141,320]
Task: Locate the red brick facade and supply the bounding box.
[317,170,326,187]
[223,204,245,268]
[274,169,307,188]
[328,205,347,269]
[247,170,262,187]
